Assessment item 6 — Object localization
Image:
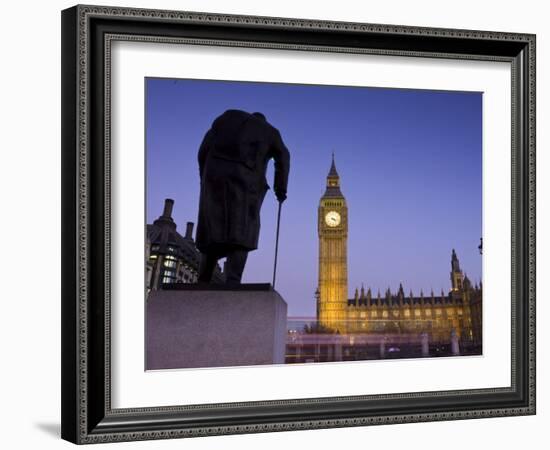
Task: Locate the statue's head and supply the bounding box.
[252,112,266,121]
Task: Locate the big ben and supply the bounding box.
[317,155,348,332]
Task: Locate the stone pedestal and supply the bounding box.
[146,285,288,370]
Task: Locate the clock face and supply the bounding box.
[325,211,341,227]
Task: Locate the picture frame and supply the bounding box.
[61,4,536,444]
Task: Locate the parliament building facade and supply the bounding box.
[315,156,482,352]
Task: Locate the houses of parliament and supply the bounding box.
[316,156,482,349]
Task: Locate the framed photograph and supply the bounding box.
[61,4,536,444]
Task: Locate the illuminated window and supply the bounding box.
[164,260,176,268]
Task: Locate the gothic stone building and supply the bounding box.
[146,198,223,291]
[316,157,482,351]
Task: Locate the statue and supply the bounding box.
[195,110,290,285]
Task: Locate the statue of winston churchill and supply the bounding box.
[195,110,290,285]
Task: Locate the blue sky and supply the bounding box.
[146,77,482,316]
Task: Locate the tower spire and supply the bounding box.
[324,153,343,197]
[328,152,339,179]
[450,248,464,292]
[451,248,461,271]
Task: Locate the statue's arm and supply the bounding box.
[198,130,212,178]
[271,129,290,200]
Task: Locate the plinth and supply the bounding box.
[146,284,288,370]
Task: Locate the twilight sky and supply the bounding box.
[146,77,482,316]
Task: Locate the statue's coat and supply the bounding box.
[196,110,290,255]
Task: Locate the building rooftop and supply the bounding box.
[147,198,201,270]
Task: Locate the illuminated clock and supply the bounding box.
[325,211,341,227]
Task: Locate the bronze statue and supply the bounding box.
[195,110,290,285]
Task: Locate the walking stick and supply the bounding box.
[272,200,282,289]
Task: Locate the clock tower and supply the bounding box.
[317,154,348,332]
